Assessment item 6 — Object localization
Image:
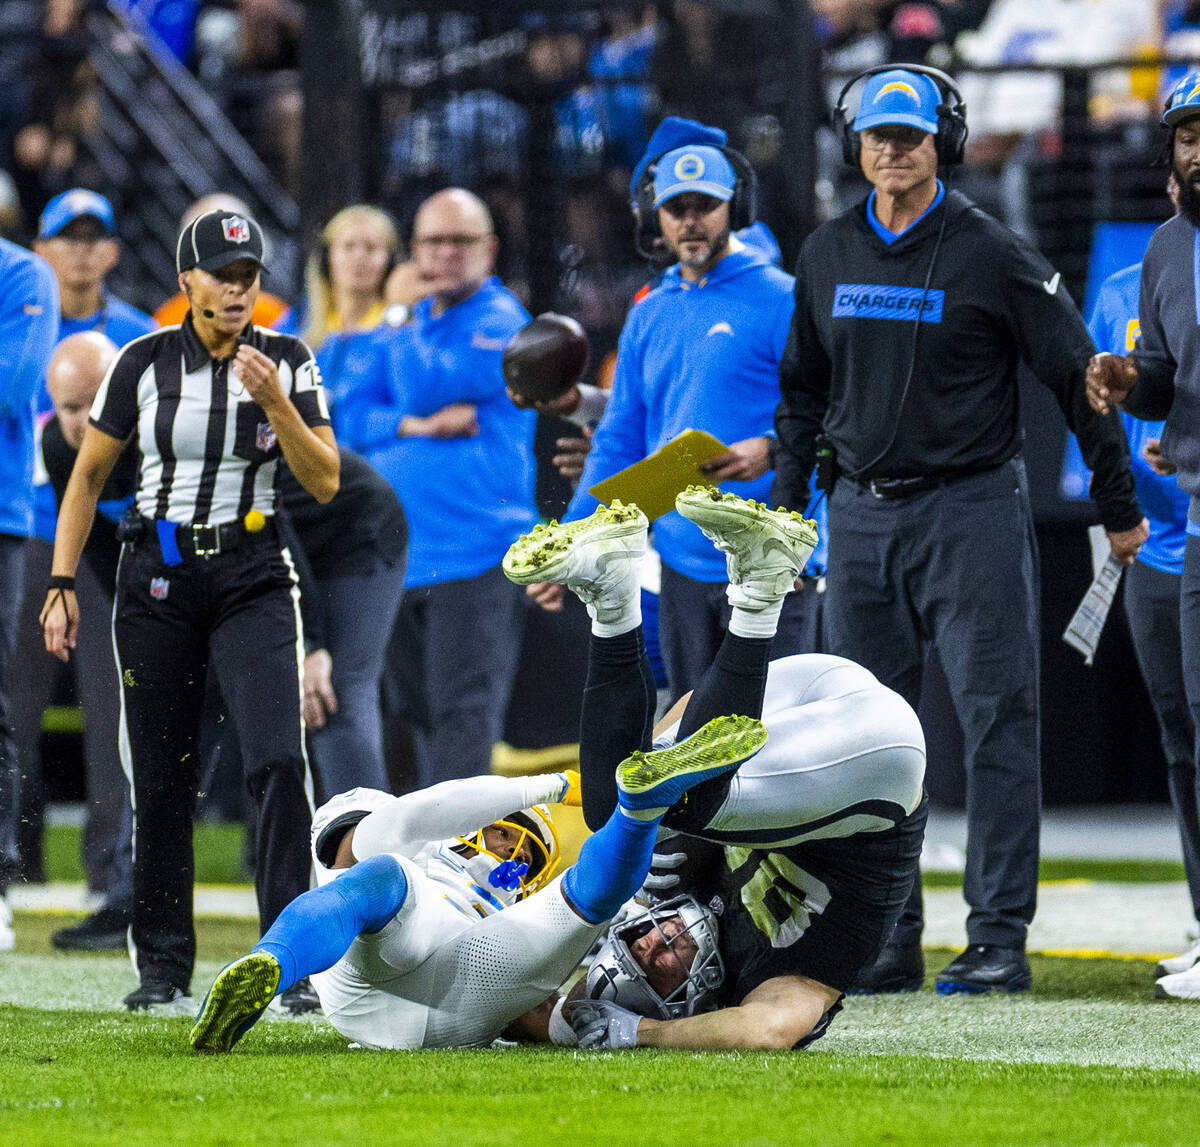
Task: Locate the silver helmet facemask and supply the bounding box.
[583,894,724,1019]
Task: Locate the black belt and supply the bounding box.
[850,464,1003,501]
[133,515,274,561]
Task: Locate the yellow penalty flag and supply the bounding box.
[588,429,729,522]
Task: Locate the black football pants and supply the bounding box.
[114,527,313,991]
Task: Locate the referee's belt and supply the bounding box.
[143,514,274,565]
[848,462,1005,501]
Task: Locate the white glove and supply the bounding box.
[565,1000,642,1049]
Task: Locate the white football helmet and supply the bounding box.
[453,804,561,902]
[583,894,724,1019]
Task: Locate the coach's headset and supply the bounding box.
[832,63,968,168]
[631,143,757,263]
[823,65,967,484]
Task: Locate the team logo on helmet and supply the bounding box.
[222,215,251,244]
[875,81,919,103]
[673,153,705,181]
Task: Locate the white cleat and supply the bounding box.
[1157,936,1200,978]
[1155,960,1200,1000]
[502,501,648,625]
[0,895,13,951]
[675,486,819,608]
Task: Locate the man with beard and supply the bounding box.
[773,65,1147,997]
[526,131,816,702]
[1087,72,1200,1000]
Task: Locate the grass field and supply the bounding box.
[4,828,1200,1146]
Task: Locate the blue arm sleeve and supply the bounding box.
[0,256,59,417]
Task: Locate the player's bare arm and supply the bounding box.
[41,424,127,662]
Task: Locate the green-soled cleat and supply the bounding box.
[502,501,648,625]
[675,486,819,607]
[190,951,282,1053]
[616,714,767,811]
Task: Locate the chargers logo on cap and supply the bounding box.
[674,153,705,181]
[875,81,919,103]
[222,216,250,244]
[67,190,102,213]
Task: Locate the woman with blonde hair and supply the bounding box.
[278,204,401,349]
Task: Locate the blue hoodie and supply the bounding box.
[0,239,59,538]
[568,246,795,582]
[337,277,537,589]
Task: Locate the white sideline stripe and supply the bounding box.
[11,880,1196,957]
[10,882,259,917]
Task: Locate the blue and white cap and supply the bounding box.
[38,188,116,238]
[1163,71,1200,128]
[852,69,941,135]
[652,145,737,208]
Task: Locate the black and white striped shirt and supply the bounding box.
[89,315,330,525]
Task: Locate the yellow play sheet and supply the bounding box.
[588,429,729,521]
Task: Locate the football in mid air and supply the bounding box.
[502,312,590,403]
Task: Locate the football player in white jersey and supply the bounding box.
[190,709,768,1052]
[502,490,928,1050]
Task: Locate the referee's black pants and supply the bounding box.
[114,526,313,991]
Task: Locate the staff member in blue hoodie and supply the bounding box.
[0,236,59,949]
[339,188,537,788]
[775,66,1146,997]
[539,136,811,702]
[13,189,155,909]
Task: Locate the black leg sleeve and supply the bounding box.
[676,632,772,740]
[579,627,656,830]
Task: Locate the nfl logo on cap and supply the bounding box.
[222,216,251,244]
[150,577,169,601]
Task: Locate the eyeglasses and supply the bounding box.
[412,234,492,249]
[860,127,930,152]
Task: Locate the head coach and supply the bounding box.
[41,208,339,1012]
[772,66,1147,996]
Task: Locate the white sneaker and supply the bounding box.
[675,486,819,608]
[502,501,648,625]
[1156,960,1200,999]
[0,895,13,951]
[1156,935,1200,977]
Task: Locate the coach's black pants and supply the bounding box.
[114,526,312,991]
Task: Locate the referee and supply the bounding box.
[41,209,339,1011]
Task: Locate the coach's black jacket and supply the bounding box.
[772,188,1141,533]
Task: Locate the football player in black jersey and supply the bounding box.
[502,489,927,1050]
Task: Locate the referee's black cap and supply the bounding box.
[176,209,268,275]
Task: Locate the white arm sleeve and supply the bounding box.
[562,383,609,428]
[351,773,569,860]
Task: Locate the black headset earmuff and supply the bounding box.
[833,64,968,168]
[632,143,758,263]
